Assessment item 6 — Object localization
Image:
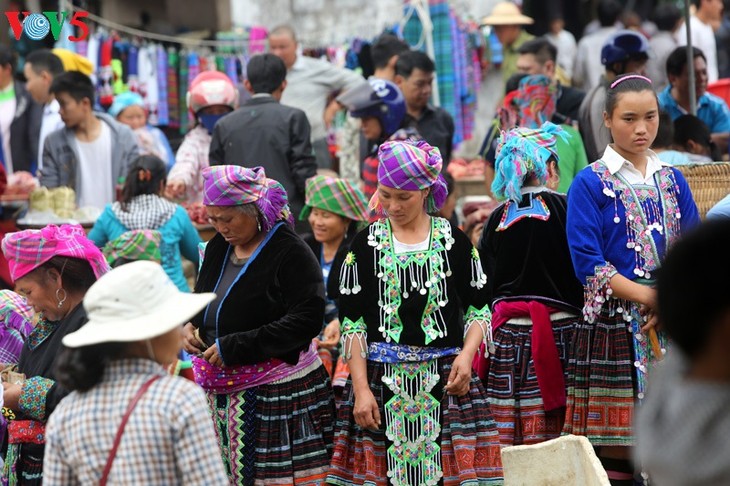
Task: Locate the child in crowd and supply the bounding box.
[565,74,700,485]
[651,111,691,165]
[108,92,175,170]
[165,72,238,203]
[636,219,730,485]
[88,155,200,292]
[673,114,722,162]
[336,78,413,199]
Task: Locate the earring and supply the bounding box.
[56,288,67,309]
[257,219,262,232]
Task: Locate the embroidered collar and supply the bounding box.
[521,185,550,194]
[602,145,666,178]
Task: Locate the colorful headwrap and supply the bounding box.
[492,122,566,203]
[0,290,34,364]
[500,74,557,130]
[108,91,146,118]
[1,224,111,282]
[299,175,370,222]
[103,230,163,267]
[202,165,293,231]
[371,139,448,215]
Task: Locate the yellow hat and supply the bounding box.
[52,48,93,76]
[481,2,534,26]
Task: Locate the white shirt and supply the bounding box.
[0,83,16,174]
[38,99,64,170]
[393,234,430,254]
[75,122,113,208]
[602,145,666,186]
[546,30,578,79]
[573,26,618,90]
[675,15,719,83]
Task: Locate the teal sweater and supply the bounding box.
[88,204,201,291]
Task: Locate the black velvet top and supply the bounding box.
[192,223,325,366]
[338,217,489,349]
[477,190,583,313]
[16,303,88,421]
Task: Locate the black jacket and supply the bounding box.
[208,96,317,233]
[192,224,325,366]
[9,80,42,174]
[17,303,88,421]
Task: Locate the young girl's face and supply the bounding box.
[117,105,147,130]
[604,90,659,161]
[361,116,383,141]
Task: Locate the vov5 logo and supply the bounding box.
[5,11,89,42]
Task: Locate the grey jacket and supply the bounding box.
[39,112,140,203]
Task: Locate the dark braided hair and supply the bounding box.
[120,155,167,211]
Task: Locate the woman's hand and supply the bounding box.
[641,308,661,333]
[3,382,21,410]
[444,351,474,397]
[182,322,205,354]
[203,343,224,367]
[165,181,186,199]
[353,388,381,431]
[315,319,340,350]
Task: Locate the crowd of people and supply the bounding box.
[0,1,728,485]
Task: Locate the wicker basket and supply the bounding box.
[675,162,730,219]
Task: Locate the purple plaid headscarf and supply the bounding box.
[371,139,448,215]
[202,165,293,231]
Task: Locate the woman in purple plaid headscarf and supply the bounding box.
[327,139,504,484]
[183,165,335,484]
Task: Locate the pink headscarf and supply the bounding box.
[1,224,110,282]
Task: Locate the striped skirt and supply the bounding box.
[486,314,578,446]
[326,355,504,485]
[206,361,336,485]
[563,301,666,447]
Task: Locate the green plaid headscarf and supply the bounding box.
[103,230,162,267]
[299,175,370,222]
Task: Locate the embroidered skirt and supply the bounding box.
[326,355,504,486]
[563,301,667,447]
[206,361,335,485]
[486,315,578,446]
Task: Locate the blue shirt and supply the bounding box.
[567,155,700,285]
[707,194,730,220]
[658,85,730,133]
[88,205,201,291]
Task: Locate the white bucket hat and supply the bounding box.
[481,2,534,26]
[63,261,216,348]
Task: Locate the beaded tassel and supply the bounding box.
[340,317,368,362]
[382,360,443,486]
[339,251,361,295]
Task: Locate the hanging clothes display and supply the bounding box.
[402,0,481,149]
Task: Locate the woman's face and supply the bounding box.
[308,208,349,245]
[15,270,63,321]
[117,105,147,130]
[377,185,428,225]
[360,116,383,141]
[206,205,259,247]
[604,90,659,161]
[148,327,183,366]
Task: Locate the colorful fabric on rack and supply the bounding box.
[145,45,160,126]
[186,51,200,127]
[178,50,189,134]
[127,45,139,93]
[249,26,268,54]
[167,48,180,128]
[98,36,114,108]
[224,57,237,86]
[157,45,169,126]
